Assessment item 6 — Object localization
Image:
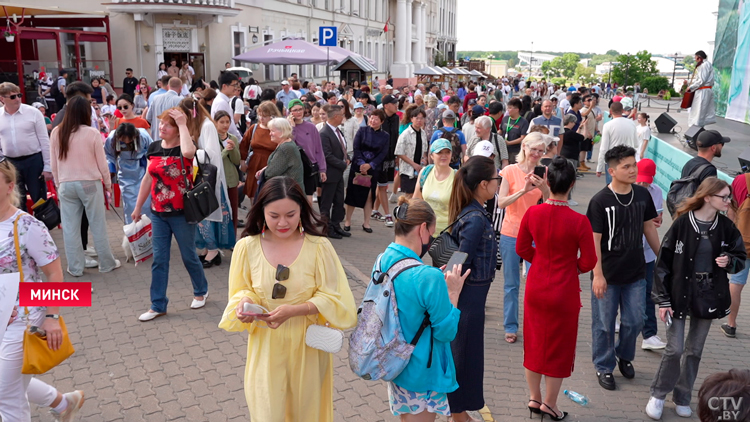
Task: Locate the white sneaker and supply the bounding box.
[190,292,209,309]
[66,269,83,277]
[84,258,98,268]
[646,397,664,420]
[50,390,85,422]
[101,259,122,273]
[84,246,97,257]
[568,199,579,206]
[312,193,318,203]
[138,310,166,321]
[642,335,667,350]
[389,193,398,203]
[615,319,620,333]
[675,405,692,418]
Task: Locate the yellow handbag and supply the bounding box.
[13,214,75,374]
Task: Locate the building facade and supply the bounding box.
[9,0,456,90]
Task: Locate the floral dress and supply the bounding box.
[0,210,59,323]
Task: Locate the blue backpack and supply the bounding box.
[348,255,432,381]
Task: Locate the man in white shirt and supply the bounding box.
[0,82,52,211]
[559,91,572,112]
[597,101,638,184]
[211,71,242,139]
[146,77,184,140]
[414,84,425,98]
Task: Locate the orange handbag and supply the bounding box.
[13,214,75,374]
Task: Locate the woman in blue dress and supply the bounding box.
[105,122,153,224]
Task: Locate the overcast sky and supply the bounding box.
[457,0,718,56]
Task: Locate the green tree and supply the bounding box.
[606,49,619,56]
[683,55,696,72]
[611,50,658,86]
[548,53,580,80]
[590,54,617,66]
[507,57,517,69]
[574,63,598,84]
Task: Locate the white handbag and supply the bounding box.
[305,322,344,353]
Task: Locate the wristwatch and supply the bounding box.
[45,314,60,320]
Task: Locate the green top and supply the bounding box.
[220,133,242,188]
[264,140,305,191]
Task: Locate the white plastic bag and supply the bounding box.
[123,215,153,265]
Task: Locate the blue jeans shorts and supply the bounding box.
[730,259,750,285]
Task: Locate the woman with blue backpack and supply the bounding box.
[354,197,467,420]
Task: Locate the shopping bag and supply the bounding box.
[123,215,153,265]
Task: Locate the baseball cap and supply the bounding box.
[287,99,304,110]
[281,80,290,86]
[385,84,393,89]
[442,110,456,120]
[472,105,486,116]
[473,140,495,158]
[437,104,448,110]
[353,102,364,109]
[430,139,452,154]
[32,102,46,110]
[696,130,731,148]
[313,91,323,99]
[381,94,398,105]
[636,158,656,184]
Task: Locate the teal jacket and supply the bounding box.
[376,243,461,393]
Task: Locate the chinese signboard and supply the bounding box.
[163,28,192,52]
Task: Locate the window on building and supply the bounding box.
[358,40,363,55]
[233,31,244,67]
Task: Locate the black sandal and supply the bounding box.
[528,399,542,418]
[540,403,567,421]
[343,225,351,232]
[362,225,373,233]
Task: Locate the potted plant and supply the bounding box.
[3,29,16,42]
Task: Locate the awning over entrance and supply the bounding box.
[0,3,108,17]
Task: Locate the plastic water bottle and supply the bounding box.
[564,390,588,406]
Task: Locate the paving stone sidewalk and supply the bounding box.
[29,159,750,422]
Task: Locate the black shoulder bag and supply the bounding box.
[178,151,219,224]
[427,209,483,268]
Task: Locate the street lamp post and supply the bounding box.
[671,53,679,88]
[529,41,534,75]
[624,53,630,90]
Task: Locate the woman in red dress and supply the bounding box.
[516,157,597,421]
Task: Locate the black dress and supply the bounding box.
[344,126,390,208]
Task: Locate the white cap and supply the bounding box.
[281,80,290,85]
[473,140,495,158]
[385,84,393,89]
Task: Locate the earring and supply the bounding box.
[262,222,267,238]
[299,222,305,236]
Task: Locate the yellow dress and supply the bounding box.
[218,234,357,422]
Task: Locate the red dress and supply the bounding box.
[516,203,597,378]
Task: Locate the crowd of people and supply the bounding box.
[0,48,748,421]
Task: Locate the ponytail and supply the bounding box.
[448,156,496,230]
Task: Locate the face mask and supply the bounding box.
[419,228,433,258]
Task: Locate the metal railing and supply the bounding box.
[113,0,234,7]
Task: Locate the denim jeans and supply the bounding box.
[650,316,712,405]
[58,181,117,275]
[642,261,658,339]
[150,213,208,313]
[591,279,646,373]
[500,235,530,334]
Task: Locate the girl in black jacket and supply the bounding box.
[646,177,745,420]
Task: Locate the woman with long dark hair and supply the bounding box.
[105,122,154,224]
[157,62,168,79]
[50,96,120,276]
[343,109,390,233]
[520,95,534,121]
[646,177,745,420]
[219,176,356,422]
[446,156,500,422]
[132,107,208,321]
[516,157,597,421]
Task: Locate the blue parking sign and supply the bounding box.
[319,26,337,47]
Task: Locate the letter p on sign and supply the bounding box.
[320,26,337,47]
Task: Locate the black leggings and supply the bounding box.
[81,213,89,250]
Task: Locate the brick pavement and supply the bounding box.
[28,157,750,422]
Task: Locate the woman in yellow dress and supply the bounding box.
[219,176,357,421]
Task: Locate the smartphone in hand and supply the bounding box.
[665,312,672,328]
[533,165,546,178]
[443,251,469,275]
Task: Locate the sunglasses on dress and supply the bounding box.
[271,265,290,299]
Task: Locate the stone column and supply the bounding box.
[391,0,409,78]
[405,0,413,75]
[418,3,426,69]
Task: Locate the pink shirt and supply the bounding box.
[499,164,542,238]
[50,125,111,190]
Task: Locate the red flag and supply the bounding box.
[384,17,390,32]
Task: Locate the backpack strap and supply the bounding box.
[419,164,434,189]
[691,163,712,180]
[377,256,434,367]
